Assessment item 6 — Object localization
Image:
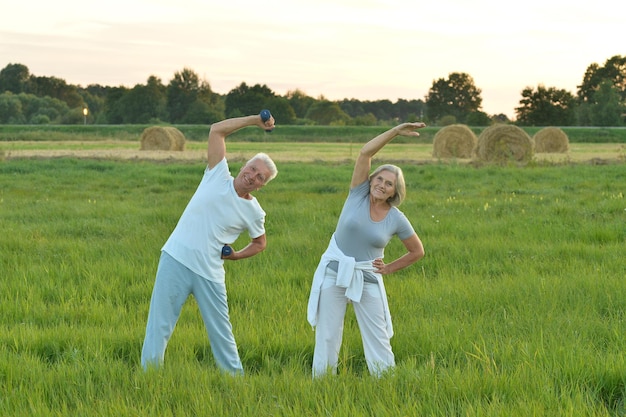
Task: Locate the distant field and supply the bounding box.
[2,141,624,165]
[2,125,625,166]
[1,124,626,144]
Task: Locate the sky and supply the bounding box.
[1,0,624,119]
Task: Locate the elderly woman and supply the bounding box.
[307,122,426,378]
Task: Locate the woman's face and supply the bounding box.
[369,170,396,202]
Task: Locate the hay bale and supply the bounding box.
[533,127,569,153]
[476,124,533,164]
[140,127,170,150]
[432,124,477,158]
[140,126,186,151]
[164,127,186,151]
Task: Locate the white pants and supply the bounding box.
[141,251,243,375]
[312,268,395,377]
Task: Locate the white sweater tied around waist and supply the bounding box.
[306,234,393,338]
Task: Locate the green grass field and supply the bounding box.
[1,145,625,415]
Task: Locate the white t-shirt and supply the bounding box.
[162,158,266,283]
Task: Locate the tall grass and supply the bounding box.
[1,158,625,416]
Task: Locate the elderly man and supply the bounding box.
[141,112,277,374]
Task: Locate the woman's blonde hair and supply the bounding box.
[369,164,406,207]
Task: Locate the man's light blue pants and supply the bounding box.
[141,251,243,375]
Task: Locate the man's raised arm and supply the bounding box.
[207,112,275,168]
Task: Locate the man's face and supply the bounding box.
[237,160,271,193]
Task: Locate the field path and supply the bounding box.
[2,141,624,164]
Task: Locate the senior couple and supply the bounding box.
[140,112,426,377]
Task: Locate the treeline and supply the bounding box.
[0,55,624,127]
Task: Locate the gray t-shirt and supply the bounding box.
[329,180,415,282]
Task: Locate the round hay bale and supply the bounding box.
[476,125,533,164]
[432,124,477,158]
[140,126,186,151]
[163,127,186,151]
[140,127,171,151]
[533,127,569,153]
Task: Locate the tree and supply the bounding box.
[0,92,25,123]
[492,113,510,124]
[0,63,31,94]
[29,75,83,108]
[264,96,296,124]
[118,76,167,123]
[338,99,366,118]
[425,72,482,123]
[166,68,202,123]
[103,86,130,124]
[182,91,225,124]
[577,55,626,126]
[369,99,394,121]
[286,89,316,119]
[340,98,426,124]
[305,100,351,125]
[79,85,107,124]
[225,82,276,118]
[589,80,623,126]
[18,93,69,124]
[515,85,576,126]
[353,113,377,126]
[0,91,73,124]
[578,55,626,104]
[466,111,492,126]
[393,99,426,122]
[32,95,69,124]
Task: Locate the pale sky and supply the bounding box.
[1,0,623,119]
